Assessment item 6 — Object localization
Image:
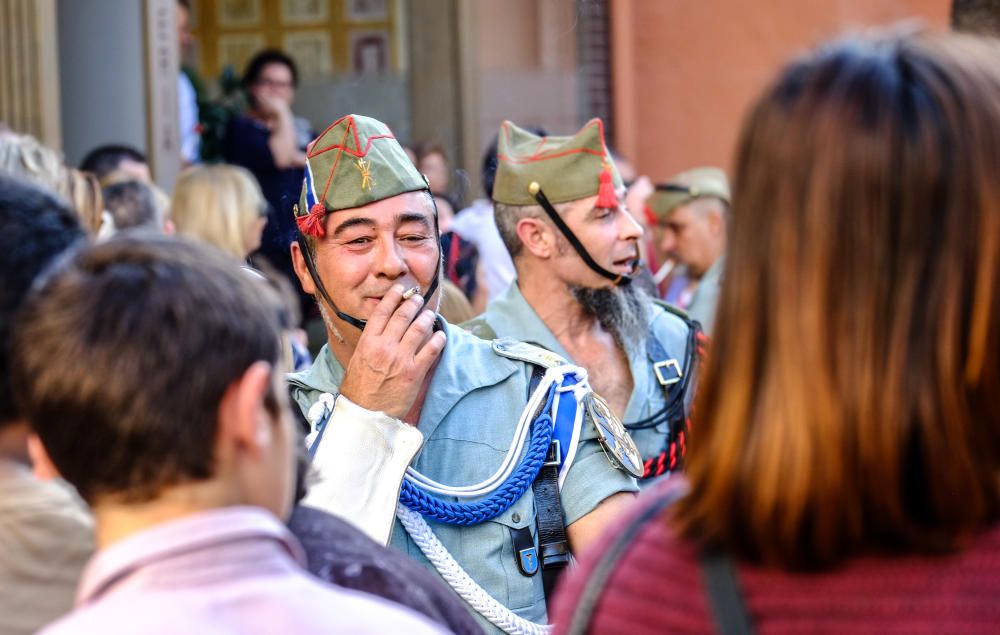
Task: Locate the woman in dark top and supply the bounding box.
[224,49,313,317]
[554,31,1000,634]
[413,143,487,309]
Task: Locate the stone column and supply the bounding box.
[0,0,62,148]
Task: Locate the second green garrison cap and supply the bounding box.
[646,167,730,224]
[492,119,623,208]
[296,114,428,237]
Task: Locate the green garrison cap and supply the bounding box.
[492,119,623,207]
[296,114,428,237]
[646,167,730,223]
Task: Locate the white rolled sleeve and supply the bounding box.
[302,394,423,545]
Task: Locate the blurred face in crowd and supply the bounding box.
[550,191,643,290]
[176,3,192,49]
[419,151,449,195]
[118,157,151,183]
[251,62,296,108]
[292,191,441,339]
[658,198,726,279]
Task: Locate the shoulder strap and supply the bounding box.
[564,485,687,635]
[652,297,692,322]
[491,338,568,368]
[459,316,497,340]
[701,551,755,635]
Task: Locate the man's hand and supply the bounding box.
[255,93,290,120]
[338,284,446,420]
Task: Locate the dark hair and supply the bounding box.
[675,31,1000,569]
[79,144,147,181]
[103,180,161,231]
[0,175,83,426]
[413,142,447,163]
[242,49,299,90]
[480,136,499,199]
[11,235,284,504]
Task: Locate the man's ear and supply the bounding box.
[515,217,556,259]
[708,207,725,236]
[289,241,317,296]
[217,361,274,461]
[27,434,63,481]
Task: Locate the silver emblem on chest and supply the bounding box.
[586,392,644,478]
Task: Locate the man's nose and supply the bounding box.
[374,239,408,279]
[619,207,644,240]
[660,229,676,254]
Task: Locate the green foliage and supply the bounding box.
[183,66,247,163]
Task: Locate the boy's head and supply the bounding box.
[11,234,297,518]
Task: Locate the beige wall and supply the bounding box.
[461,0,579,200]
[611,0,951,182]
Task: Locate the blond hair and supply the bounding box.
[0,133,103,233]
[171,164,266,260]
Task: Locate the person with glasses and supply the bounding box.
[224,49,314,321]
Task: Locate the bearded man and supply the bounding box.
[468,120,704,483]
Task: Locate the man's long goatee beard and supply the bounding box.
[571,282,651,351]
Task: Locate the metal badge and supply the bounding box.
[586,393,644,478]
[518,547,539,576]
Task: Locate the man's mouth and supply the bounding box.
[612,256,640,273]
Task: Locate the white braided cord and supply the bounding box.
[404,365,589,498]
[397,504,553,635]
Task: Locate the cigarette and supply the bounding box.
[402,286,421,301]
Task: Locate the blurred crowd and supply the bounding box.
[2,4,1000,635]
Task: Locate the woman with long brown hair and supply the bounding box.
[553,29,1000,633]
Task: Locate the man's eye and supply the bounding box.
[401,234,430,242]
[347,237,373,245]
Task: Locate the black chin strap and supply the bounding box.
[530,184,634,286]
[297,195,443,331]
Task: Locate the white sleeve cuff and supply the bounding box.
[301,394,423,545]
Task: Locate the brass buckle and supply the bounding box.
[653,359,683,386]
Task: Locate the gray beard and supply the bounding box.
[571,283,651,351]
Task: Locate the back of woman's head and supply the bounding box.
[677,30,1000,570]
[171,164,266,260]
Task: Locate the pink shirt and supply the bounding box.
[41,506,447,635]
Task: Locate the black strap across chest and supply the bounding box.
[626,312,703,478]
[526,364,571,607]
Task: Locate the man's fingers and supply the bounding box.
[382,289,425,341]
[400,309,436,350]
[414,329,447,370]
[364,284,405,336]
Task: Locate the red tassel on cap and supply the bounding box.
[644,204,658,227]
[596,166,618,209]
[296,202,327,238]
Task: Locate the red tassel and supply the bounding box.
[296,202,327,238]
[596,166,618,208]
[644,204,658,227]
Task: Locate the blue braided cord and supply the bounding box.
[399,375,572,526]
